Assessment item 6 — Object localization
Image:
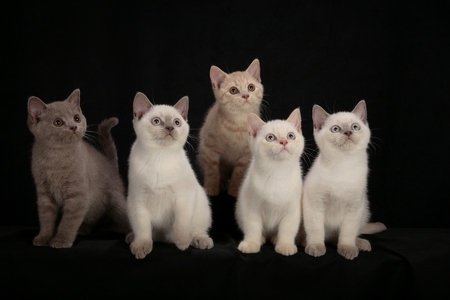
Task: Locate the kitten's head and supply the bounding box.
[312,100,370,153]
[27,89,86,146]
[132,92,189,149]
[210,59,263,114]
[247,108,304,161]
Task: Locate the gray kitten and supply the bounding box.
[27,89,130,248]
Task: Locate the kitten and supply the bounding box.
[28,89,130,248]
[236,109,304,256]
[198,59,263,197]
[127,92,214,259]
[302,100,384,260]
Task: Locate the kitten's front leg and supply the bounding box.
[228,154,250,197]
[337,203,365,260]
[172,193,195,250]
[303,195,327,257]
[33,194,58,246]
[50,195,88,248]
[128,201,153,259]
[238,213,264,254]
[199,145,222,196]
[274,205,300,256]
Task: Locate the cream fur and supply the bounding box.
[198,59,263,197]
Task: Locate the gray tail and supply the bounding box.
[97,117,119,171]
[360,222,387,235]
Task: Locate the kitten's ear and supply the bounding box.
[210,66,228,89]
[174,96,189,121]
[248,113,266,138]
[28,96,47,123]
[287,108,302,133]
[67,89,81,109]
[352,100,368,124]
[312,105,330,130]
[133,92,153,120]
[246,59,261,82]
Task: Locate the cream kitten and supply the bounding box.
[236,109,304,256]
[198,59,263,197]
[302,100,381,260]
[127,93,213,259]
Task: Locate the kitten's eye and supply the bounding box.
[74,115,81,123]
[266,134,276,142]
[352,123,360,131]
[248,84,255,92]
[152,117,162,126]
[287,132,296,140]
[229,87,239,95]
[174,118,182,127]
[331,125,341,133]
[53,118,64,127]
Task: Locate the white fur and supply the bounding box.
[236,109,304,256]
[127,93,213,259]
[302,101,372,260]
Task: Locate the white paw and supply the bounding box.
[305,243,326,257]
[338,244,359,260]
[130,239,153,259]
[356,238,371,252]
[238,240,260,254]
[191,236,214,249]
[275,243,297,256]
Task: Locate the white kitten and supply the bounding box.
[236,109,304,256]
[302,100,375,260]
[127,93,213,259]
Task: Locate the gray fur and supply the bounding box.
[28,89,130,248]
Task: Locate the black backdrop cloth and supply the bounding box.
[1,1,450,298]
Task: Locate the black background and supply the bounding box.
[2,0,449,230]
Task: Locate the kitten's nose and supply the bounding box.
[344,131,352,136]
[166,126,174,132]
[279,139,288,146]
[70,126,77,133]
[242,94,249,100]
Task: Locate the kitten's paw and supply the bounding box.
[305,243,326,257]
[33,234,52,247]
[130,240,153,259]
[238,241,261,254]
[49,237,73,248]
[125,232,134,244]
[191,236,214,249]
[338,244,359,260]
[275,243,298,256]
[227,186,239,198]
[356,238,371,252]
[204,186,220,196]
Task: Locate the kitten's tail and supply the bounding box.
[97,117,119,171]
[360,222,387,234]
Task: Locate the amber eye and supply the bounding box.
[152,117,162,126]
[331,125,340,133]
[74,115,81,123]
[229,87,239,95]
[53,118,64,127]
[174,118,182,127]
[248,84,255,92]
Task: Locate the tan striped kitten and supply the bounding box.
[28,89,130,248]
[198,59,263,197]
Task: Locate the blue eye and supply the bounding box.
[331,125,340,133]
[152,117,162,126]
[266,134,276,142]
[174,118,182,127]
[287,132,296,140]
[352,123,360,131]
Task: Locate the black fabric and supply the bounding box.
[1,1,450,298]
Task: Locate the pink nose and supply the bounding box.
[344,131,352,136]
[70,126,77,133]
[166,126,174,132]
[242,94,249,100]
[279,139,288,146]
